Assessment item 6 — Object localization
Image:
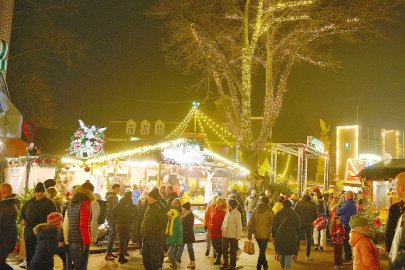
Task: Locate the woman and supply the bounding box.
[272,200,301,270]
[209,197,227,265]
[204,196,217,257]
[180,202,196,268]
[112,191,137,264]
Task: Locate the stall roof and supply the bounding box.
[358,159,405,179]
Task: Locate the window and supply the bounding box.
[154,120,165,135]
[126,119,136,135]
[140,120,150,135]
[222,123,230,137]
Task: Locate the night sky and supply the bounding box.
[47,1,405,143]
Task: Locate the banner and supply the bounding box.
[5,166,26,194]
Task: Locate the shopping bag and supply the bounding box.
[313,216,327,231]
[243,240,255,255]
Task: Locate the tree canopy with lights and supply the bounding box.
[151,0,402,168]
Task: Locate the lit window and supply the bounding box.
[126,119,136,135]
[140,120,150,135]
[155,120,165,135]
[222,123,230,137]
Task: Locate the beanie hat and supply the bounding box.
[34,182,46,193]
[148,188,160,200]
[44,179,56,189]
[290,193,299,201]
[283,199,293,208]
[182,202,191,210]
[228,199,238,209]
[47,212,63,225]
[349,215,369,229]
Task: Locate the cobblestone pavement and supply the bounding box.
[9,240,389,270]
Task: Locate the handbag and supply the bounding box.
[313,216,327,231]
[243,240,255,255]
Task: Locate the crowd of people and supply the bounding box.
[0,172,404,270]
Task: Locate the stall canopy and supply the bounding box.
[358,159,405,179]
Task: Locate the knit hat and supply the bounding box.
[283,199,293,208]
[228,199,238,209]
[290,193,299,201]
[148,188,160,200]
[44,179,56,189]
[349,214,369,228]
[34,182,46,193]
[47,212,63,226]
[182,202,191,210]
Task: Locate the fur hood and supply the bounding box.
[0,194,20,209]
[33,223,57,235]
[72,186,96,203]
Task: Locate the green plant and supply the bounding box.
[357,198,385,244]
[16,187,34,240]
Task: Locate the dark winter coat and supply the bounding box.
[389,211,405,269]
[21,197,56,242]
[141,201,167,239]
[0,194,19,250]
[112,196,138,225]
[272,206,301,255]
[106,192,119,221]
[336,198,357,227]
[385,201,404,252]
[294,195,317,227]
[28,223,59,270]
[181,211,195,243]
[248,203,274,240]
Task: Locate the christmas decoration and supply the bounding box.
[84,166,91,172]
[22,121,37,142]
[68,120,106,159]
[357,197,385,244]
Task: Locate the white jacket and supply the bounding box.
[222,208,242,239]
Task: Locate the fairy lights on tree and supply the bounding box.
[151,0,401,170]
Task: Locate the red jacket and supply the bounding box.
[209,205,227,240]
[204,204,215,229]
[330,224,346,244]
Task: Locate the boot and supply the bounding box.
[214,258,222,265]
[118,254,128,264]
[187,261,196,268]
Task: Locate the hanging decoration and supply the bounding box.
[68,120,106,159]
[0,40,8,71]
[22,121,37,142]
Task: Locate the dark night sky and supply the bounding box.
[51,1,405,143]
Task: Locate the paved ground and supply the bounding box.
[8,239,389,269]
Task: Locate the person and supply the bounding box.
[349,215,380,270]
[0,183,20,270]
[330,216,346,269]
[294,191,317,260]
[204,196,217,257]
[272,200,301,270]
[135,194,148,249]
[265,189,275,208]
[209,197,227,265]
[272,196,285,215]
[289,193,300,208]
[166,204,183,269]
[46,187,65,214]
[313,194,328,252]
[90,193,101,245]
[63,182,95,270]
[105,183,120,260]
[180,202,196,268]
[386,172,405,254]
[21,182,56,267]
[141,187,167,270]
[166,185,178,207]
[112,191,137,264]
[245,189,258,224]
[221,199,242,270]
[159,185,167,200]
[389,210,405,269]
[132,184,141,205]
[337,191,358,263]
[157,188,169,269]
[29,212,63,270]
[231,189,246,229]
[247,196,274,270]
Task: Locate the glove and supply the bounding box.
[82,244,89,256]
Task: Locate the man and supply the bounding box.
[21,182,56,266]
[245,189,258,224]
[337,190,357,263]
[247,196,274,270]
[386,172,405,254]
[231,189,247,228]
[0,183,19,270]
[105,183,121,260]
[141,188,167,270]
[389,211,405,269]
[165,185,177,206]
[294,191,317,260]
[159,185,167,200]
[63,182,95,270]
[265,189,275,208]
[222,199,242,270]
[132,184,141,205]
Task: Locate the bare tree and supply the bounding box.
[7,0,86,128]
[151,0,402,168]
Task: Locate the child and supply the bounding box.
[166,206,183,269]
[349,215,380,270]
[330,216,346,269]
[28,212,63,270]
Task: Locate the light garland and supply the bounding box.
[280,154,291,178]
[197,116,211,149]
[196,110,236,139]
[197,111,234,147]
[60,157,84,166]
[204,148,250,174]
[165,108,195,139]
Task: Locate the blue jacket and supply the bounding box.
[337,198,357,227]
[132,190,141,205]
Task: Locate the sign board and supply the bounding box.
[307,136,325,153]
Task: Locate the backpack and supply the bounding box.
[97,200,108,225]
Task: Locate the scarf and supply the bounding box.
[166,209,179,236]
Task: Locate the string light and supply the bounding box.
[198,111,233,147]
[165,108,195,139]
[60,157,84,166]
[204,148,250,174]
[197,116,211,149]
[280,154,291,178]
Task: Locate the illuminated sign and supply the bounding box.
[307,136,325,153]
[161,143,205,165]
